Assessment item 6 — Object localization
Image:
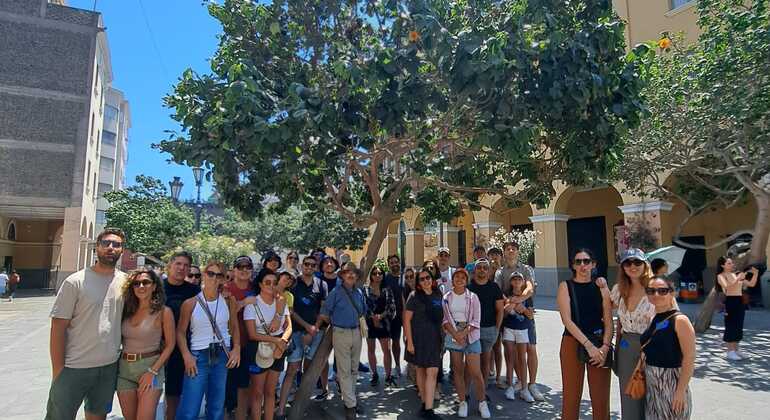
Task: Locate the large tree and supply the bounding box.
[158,1,649,415]
[104,176,195,258]
[619,0,769,330]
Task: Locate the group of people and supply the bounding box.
[0,267,20,301]
[43,226,758,420]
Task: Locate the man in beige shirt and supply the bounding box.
[46,228,127,420]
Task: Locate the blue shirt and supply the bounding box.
[321,284,368,329]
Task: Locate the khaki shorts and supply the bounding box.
[45,362,118,419]
[117,355,165,391]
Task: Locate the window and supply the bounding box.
[86,161,91,194]
[105,105,119,122]
[100,157,115,173]
[670,0,692,9]
[102,131,117,146]
[98,182,113,197]
[6,222,15,241]
[96,210,107,225]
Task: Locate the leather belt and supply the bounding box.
[122,349,161,362]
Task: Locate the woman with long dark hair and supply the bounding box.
[642,277,695,419]
[717,256,759,360]
[117,268,176,420]
[404,268,445,419]
[610,249,655,420]
[557,249,612,420]
[365,265,397,387]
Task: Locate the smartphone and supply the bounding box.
[745,271,754,280]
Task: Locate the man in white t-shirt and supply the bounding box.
[437,247,456,294]
[0,268,8,297]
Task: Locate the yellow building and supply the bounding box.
[350,1,769,296]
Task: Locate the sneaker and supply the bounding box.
[358,362,371,373]
[479,400,491,419]
[495,378,507,389]
[385,375,397,387]
[736,350,748,359]
[504,386,517,401]
[422,408,442,419]
[519,388,535,403]
[726,351,743,361]
[457,401,468,418]
[312,390,329,401]
[528,384,545,401]
[370,373,379,386]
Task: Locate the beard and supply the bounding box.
[97,253,120,267]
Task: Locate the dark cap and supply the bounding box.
[619,248,647,264]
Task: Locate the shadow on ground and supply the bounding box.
[693,325,770,392]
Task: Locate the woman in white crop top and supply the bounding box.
[175,261,240,420]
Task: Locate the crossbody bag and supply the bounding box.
[624,311,680,399]
[567,280,614,369]
[341,286,368,338]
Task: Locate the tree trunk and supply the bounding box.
[694,191,769,333]
[288,216,392,420]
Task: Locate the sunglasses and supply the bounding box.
[206,271,226,279]
[303,262,316,267]
[372,271,383,276]
[573,258,593,265]
[645,287,673,296]
[99,239,123,248]
[235,265,253,271]
[132,280,153,288]
[418,275,432,282]
[190,273,201,279]
[623,259,645,267]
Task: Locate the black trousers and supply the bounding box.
[724,296,745,343]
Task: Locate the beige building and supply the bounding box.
[0,0,120,289]
[95,88,130,233]
[350,1,769,297]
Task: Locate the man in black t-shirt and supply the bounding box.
[162,251,199,420]
[384,254,404,378]
[468,258,504,393]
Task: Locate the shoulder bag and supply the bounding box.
[625,311,680,399]
[251,300,285,362]
[567,280,614,369]
[342,286,368,338]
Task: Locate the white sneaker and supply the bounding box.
[458,401,468,418]
[505,386,517,401]
[736,350,748,359]
[479,400,491,419]
[519,388,535,403]
[727,351,743,361]
[528,383,545,401]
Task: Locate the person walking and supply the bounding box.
[45,228,127,420]
[175,261,241,420]
[0,268,7,299]
[467,258,504,400]
[244,271,292,420]
[163,251,200,420]
[610,248,655,420]
[557,248,613,420]
[223,256,256,420]
[442,269,489,419]
[404,268,444,419]
[642,277,695,420]
[717,256,759,360]
[317,267,368,420]
[364,265,397,387]
[502,272,535,403]
[117,268,176,420]
[384,254,405,380]
[7,269,20,301]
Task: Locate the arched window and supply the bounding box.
[7,221,16,241]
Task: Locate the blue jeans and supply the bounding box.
[176,347,228,420]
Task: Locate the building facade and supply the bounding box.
[350,1,769,298]
[95,87,130,233]
[0,0,119,289]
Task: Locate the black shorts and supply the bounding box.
[247,341,286,374]
[164,350,185,397]
[389,317,403,341]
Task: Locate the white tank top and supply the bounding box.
[190,292,231,351]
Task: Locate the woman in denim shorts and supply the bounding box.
[442,269,489,418]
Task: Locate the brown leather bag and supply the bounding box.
[624,312,679,400]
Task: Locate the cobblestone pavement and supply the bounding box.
[2,293,769,419]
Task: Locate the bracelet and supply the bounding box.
[147,367,159,376]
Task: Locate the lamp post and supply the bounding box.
[192,167,204,232]
[169,176,183,203]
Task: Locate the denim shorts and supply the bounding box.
[528,321,537,345]
[444,334,481,354]
[286,331,323,363]
[479,326,499,353]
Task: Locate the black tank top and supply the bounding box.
[563,279,605,337]
[641,310,683,368]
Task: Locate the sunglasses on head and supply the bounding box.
[573,258,593,265]
[206,270,226,279]
[623,259,645,267]
[132,279,153,288]
[99,239,123,249]
[645,287,673,296]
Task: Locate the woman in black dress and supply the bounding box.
[365,265,397,386]
[404,268,444,419]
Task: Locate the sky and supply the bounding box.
[68,0,221,200]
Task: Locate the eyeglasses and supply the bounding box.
[623,259,645,267]
[235,265,253,271]
[206,271,226,279]
[190,273,201,279]
[132,280,153,288]
[645,287,673,296]
[418,275,432,282]
[99,239,123,249]
[573,258,593,265]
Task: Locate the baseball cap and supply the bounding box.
[619,248,647,264]
[509,271,525,280]
[438,247,451,255]
[475,258,490,266]
[232,255,253,267]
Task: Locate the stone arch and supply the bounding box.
[401,207,423,231]
[6,220,16,241]
[80,217,88,237]
[88,222,94,240]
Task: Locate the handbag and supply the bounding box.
[342,286,368,338]
[624,311,680,399]
[567,280,614,369]
[251,301,283,363]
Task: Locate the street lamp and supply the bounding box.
[169,176,183,202]
[192,166,204,231]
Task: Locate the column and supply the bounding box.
[617,201,674,252]
[529,214,571,296]
[442,225,461,267]
[472,222,502,249]
[403,230,425,268]
[58,207,83,289]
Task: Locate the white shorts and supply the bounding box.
[502,328,530,344]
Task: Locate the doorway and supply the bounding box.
[567,217,608,278]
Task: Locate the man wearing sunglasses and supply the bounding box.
[223,255,256,420]
[46,228,128,420]
[162,250,198,420]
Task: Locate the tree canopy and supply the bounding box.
[165,233,255,266]
[621,0,770,264]
[104,175,196,258]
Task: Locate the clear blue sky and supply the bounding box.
[69,0,220,200]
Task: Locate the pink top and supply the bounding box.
[442,289,481,344]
